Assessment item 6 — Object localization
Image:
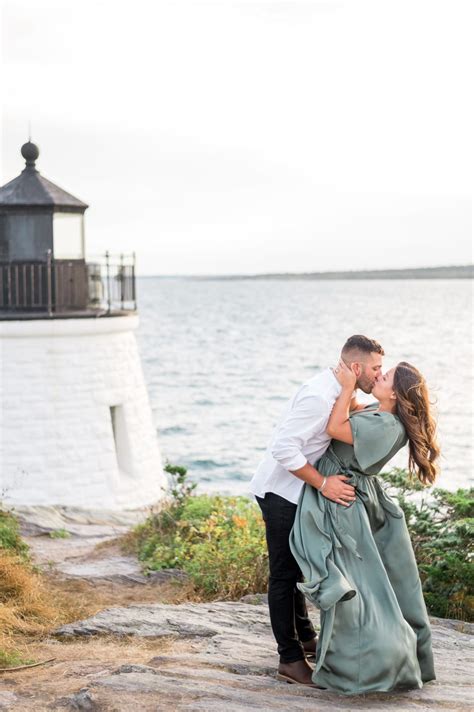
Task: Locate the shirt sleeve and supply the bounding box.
[349,410,404,472]
[271,393,330,472]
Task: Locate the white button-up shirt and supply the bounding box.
[249,368,342,504]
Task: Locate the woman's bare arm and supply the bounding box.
[327,362,357,443]
[327,387,354,444]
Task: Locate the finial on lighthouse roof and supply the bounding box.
[0,139,88,209]
[21,140,39,169]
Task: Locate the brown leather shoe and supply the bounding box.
[302,636,318,658]
[276,658,316,686]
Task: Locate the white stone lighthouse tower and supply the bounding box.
[0,141,167,513]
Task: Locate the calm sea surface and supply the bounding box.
[136,278,473,494]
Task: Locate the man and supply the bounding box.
[249,335,384,685]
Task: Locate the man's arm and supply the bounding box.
[270,391,355,506]
[270,393,328,472]
[290,462,356,506]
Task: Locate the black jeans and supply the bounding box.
[256,492,316,663]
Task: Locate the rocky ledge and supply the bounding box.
[49,599,473,711]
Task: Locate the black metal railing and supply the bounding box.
[0,251,136,315]
[87,252,137,313]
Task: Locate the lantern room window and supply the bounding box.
[53,212,84,259]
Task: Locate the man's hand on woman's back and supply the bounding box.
[321,475,356,506]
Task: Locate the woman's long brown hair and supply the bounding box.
[393,362,440,485]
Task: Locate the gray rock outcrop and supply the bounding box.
[54,600,473,710]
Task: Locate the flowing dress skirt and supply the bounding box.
[290,469,435,695]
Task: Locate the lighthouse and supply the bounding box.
[0,141,167,513]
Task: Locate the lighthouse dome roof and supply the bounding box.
[0,141,88,212]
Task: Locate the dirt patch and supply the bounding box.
[0,528,200,710]
[0,635,184,711]
[47,572,199,612]
[1,547,198,657]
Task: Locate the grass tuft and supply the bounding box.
[0,507,85,667]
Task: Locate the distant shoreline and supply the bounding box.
[140,265,473,280]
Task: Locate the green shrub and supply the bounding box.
[133,465,267,599]
[133,465,473,619]
[0,650,34,668]
[0,508,29,560]
[382,469,473,621]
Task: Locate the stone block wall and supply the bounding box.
[0,315,167,510]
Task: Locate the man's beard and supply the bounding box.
[357,375,374,394]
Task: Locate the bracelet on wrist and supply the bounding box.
[319,476,328,492]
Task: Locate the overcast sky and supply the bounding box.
[1,0,472,275]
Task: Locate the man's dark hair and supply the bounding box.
[342,335,385,357]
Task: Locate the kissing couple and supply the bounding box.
[250,335,439,695]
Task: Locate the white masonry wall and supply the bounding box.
[0,315,167,510]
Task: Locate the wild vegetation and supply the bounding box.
[132,465,473,620]
[0,508,29,560]
[382,469,473,621]
[131,465,268,599]
[0,465,471,669]
[0,508,77,668]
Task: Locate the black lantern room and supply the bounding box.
[0,141,136,317]
[0,141,88,262]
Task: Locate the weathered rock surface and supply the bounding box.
[21,521,130,571]
[16,505,151,535]
[48,687,98,710]
[56,601,275,672]
[21,519,186,586]
[0,691,19,710]
[6,517,472,710]
[52,601,473,711]
[54,555,186,585]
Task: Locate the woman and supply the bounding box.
[289,360,440,695]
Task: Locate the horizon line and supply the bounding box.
[135,263,473,279]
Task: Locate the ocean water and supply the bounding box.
[136,278,473,495]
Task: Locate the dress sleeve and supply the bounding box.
[349,411,404,471]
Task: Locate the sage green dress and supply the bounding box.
[289,405,435,695]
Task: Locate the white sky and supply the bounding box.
[1,0,472,275]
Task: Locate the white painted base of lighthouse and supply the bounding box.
[0,315,167,511]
